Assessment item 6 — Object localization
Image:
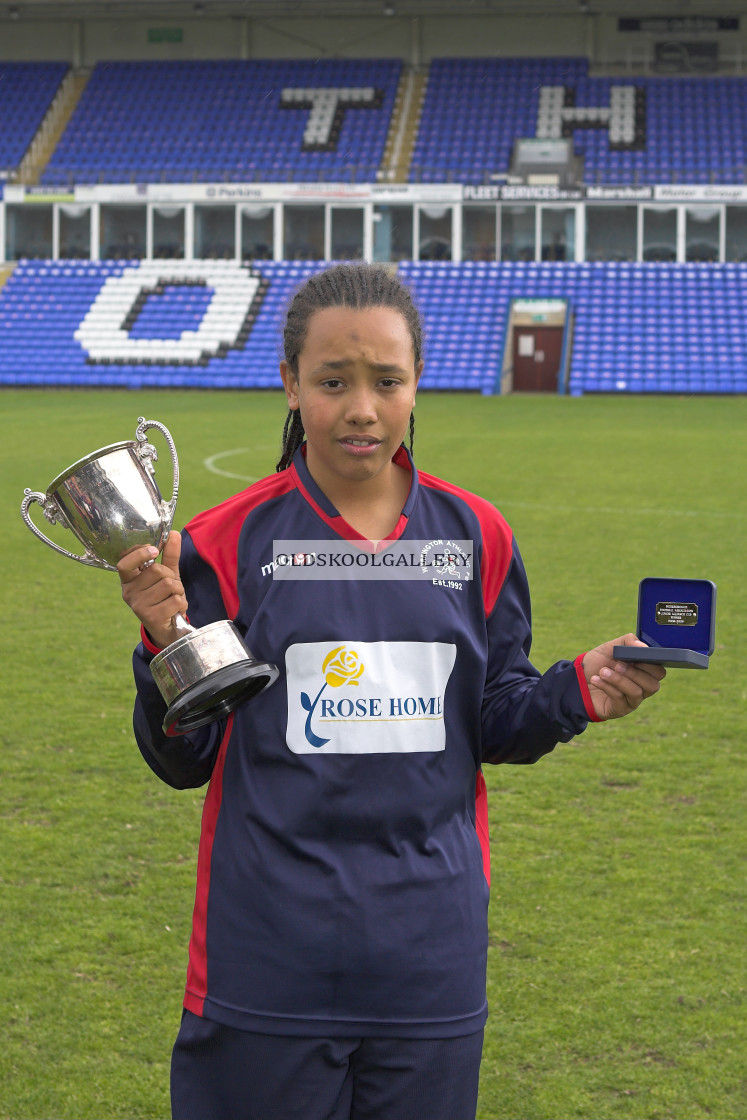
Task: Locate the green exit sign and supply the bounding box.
[148,27,183,43]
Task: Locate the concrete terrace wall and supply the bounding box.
[0,12,746,69]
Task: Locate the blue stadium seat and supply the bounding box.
[411,57,747,185]
[0,260,744,395]
[43,59,401,186]
[0,62,68,173]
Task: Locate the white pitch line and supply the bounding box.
[203,448,259,483]
[203,451,743,521]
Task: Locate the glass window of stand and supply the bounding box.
[541,207,575,262]
[283,205,324,260]
[59,205,91,260]
[500,205,536,261]
[586,205,637,262]
[725,205,747,262]
[330,207,364,261]
[643,207,677,262]
[5,204,53,260]
[372,205,413,262]
[100,206,146,260]
[462,205,497,261]
[418,205,453,261]
[195,205,236,259]
[152,206,185,259]
[241,205,274,261]
[685,207,720,263]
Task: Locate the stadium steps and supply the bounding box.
[0,265,16,293]
[380,66,428,182]
[17,68,91,186]
[378,67,408,179]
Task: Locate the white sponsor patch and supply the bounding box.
[285,641,456,755]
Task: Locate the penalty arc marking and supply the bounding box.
[201,458,742,520]
[203,448,259,483]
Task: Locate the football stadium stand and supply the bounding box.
[41,59,402,185]
[20,55,747,188]
[1,50,745,396]
[1,259,745,395]
[0,62,69,178]
[412,57,747,185]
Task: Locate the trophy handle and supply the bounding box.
[21,489,114,569]
[133,419,191,638]
[134,417,180,524]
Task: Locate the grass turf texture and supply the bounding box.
[1,389,744,1120]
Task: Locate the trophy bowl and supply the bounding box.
[21,417,278,736]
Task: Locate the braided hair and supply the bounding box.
[277,263,424,471]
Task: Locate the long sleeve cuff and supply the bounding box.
[574,652,603,723]
[140,624,164,657]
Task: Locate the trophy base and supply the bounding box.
[150,618,279,736]
[162,660,278,736]
[613,645,710,670]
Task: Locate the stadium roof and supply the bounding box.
[2,0,747,21]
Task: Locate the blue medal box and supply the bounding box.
[613,578,717,670]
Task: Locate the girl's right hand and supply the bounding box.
[117,530,188,650]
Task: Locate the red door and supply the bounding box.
[512,327,564,392]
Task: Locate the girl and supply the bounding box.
[118,263,665,1120]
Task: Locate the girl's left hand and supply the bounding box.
[583,634,666,721]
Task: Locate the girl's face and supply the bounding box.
[280,305,422,494]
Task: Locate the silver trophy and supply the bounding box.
[21,417,278,736]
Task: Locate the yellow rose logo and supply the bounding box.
[322,646,364,688]
[300,646,366,747]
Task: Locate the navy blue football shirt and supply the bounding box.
[132,446,597,1037]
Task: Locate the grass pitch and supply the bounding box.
[1,389,745,1120]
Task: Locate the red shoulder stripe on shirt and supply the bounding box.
[475,771,490,885]
[417,470,514,616]
[184,714,234,1016]
[186,471,297,619]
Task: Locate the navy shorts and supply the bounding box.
[171,1009,484,1120]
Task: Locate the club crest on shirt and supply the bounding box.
[420,538,471,590]
[285,641,456,754]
